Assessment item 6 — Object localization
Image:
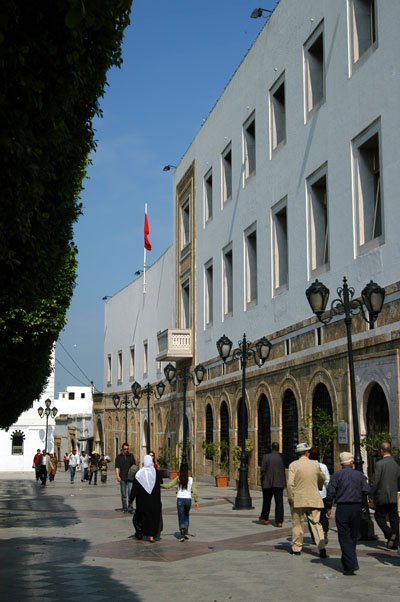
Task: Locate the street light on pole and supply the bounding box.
[216,333,272,510]
[131,380,165,453]
[37,398,58,450]
[164,363,206,466]
[306,276,385,538]
[112,383,141,444]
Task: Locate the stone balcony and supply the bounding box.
[156,328,192,361]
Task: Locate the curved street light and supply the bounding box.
[37,398,58,450]
[131,380,165,453]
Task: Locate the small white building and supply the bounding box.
[0,353,56,472]
[54,385,94,460]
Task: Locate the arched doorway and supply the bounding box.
[366,383,389,478]
[258,394,271,466]
[312,383,334,474]
[282,389,298,467]
[237,398,248,445]
[220,401,230,464]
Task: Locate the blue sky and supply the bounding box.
[54,0,278,394]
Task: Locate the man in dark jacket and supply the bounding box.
[369,441,400,549]
[259,442,286,526]
[115,443,136,513]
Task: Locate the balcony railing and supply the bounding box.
[157,328,192,361]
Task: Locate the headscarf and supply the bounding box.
[135,454,156,494]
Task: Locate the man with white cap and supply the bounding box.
[287,442,327,557]
[325,451,370,575]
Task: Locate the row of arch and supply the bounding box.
[204,381,390,473]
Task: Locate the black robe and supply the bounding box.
[129,470,163,538]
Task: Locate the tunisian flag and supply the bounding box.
[144,209,152,251]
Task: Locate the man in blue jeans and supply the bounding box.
[115,443,136,513]
[68,448,80,483]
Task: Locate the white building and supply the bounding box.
[0,352,56,472]
[54,385,94,460]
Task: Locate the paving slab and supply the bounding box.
[0,471,399,601]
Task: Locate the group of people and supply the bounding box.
[114,443,198,543]
[67,448,110,484]
[259,440,400,576]
[32,449,57,485]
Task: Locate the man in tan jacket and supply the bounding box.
[287,442,327,557]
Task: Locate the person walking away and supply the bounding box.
[88,451,99,485]
[80,451,89,482]
[259,442,286,527]
[129,455,163,542]
[161,463,198,541]
[99,454,108,483]
[32,449,41,481]
[38,450,49,486]
[308,447,330,543]
[68,448,80,483]
[287,442,327,558]
[48,453,57,482]
[325,451,370,575]
[369,441,400,550]
[115,443,136,513]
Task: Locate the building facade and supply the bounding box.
[54,385,94,461]
[100,0,400,483]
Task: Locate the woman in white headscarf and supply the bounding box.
[129,454,163,542]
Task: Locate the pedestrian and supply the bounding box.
[99,453,108,483]
[129,454,163,542]
[32,448,41,481]
[287,442,327,558]
[308,447,330,543]
[259,442,286,527]
[161,463,198,541]
[80,450,89,482]
[38,449,49,486]
[63,453,69,471]
[88,451,99,485]
[48,453,57,482]
[326,451,370,575]
[68,448,80,483]
[149,450,158,468]
[115,443,136,513]
[369,441,400,550]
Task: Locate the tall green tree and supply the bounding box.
[0,0,132,426]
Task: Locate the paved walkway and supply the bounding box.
[0,471,399,601]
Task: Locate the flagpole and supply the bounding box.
[144,203,147,295]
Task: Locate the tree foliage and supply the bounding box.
[300,408,337,464]
[0,0,132,426]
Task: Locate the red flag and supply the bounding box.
[144,211,152,251]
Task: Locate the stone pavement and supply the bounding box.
[0,471,399,602]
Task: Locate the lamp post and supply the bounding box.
[164,362,206,466]
[131,381,165,454]
[306,277,385,538]
[112,383,141,444]
[37,398,58,450]
[216,333,272,510]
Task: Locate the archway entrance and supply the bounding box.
[258,394,271,466]
[366,383,389,478]
[282,389,298,467]
[312,383,334,474]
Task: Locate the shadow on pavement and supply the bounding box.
[0,480,80,529]
[0,536,142,601]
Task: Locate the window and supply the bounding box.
[156,360,162,373]
[223,244,233,318]
[204,260,213,328]
[316,326,323,346]
[307,164,329,275]
[285,339,291,356]
[68,392,75,400]
[270,73,286,152]
[181,280,190,328]
[243,114,256,180]
[107,354,112,384]
[181,199,190,248]
[143,341,148,376]
[304,21,325,118]
[117,350,123,383]
[205,404,214,458]
[204,169,213,223]
[244,225,257,308]
[352,120,383,254]
[272,199,288,293]
[11,431,24,455]
[129,346,135,380]
[81,393,85,399]
[222,143,232,204]
[349,0,376,68]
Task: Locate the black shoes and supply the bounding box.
[319,548,327,559]
[290,549,301,555]
[343,566,359,576]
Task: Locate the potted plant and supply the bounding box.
[232,438,253,488]
[168,453,179,479]
[202,440,230,487]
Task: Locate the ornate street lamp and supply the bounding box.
[306,276,385,538]
[216,333,272,510]
[37,398,58,450]
[112,382,142,444]
[164,362,205,466]
[131,380,165,453]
